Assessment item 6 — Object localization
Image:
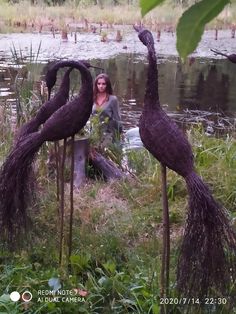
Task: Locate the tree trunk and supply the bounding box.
[73,139,89,188]
[54,139,125,188]
[89,149,124,181]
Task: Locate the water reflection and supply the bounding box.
[1,54,236,131]
[180,65,230,113]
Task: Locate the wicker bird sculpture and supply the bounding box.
[0,60,94,242]
[134,26,236,299]
[211,48,236,63]
[16,67,73,141]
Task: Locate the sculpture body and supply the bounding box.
[0,60,93,238]
[17,67,73,140]
[135,27,236,298]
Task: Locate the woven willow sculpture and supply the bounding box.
[135,26,236,299]
[0,60,95,241]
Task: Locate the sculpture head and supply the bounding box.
[45,60,103,100]
[211,49,236,64]
[133,26,154,47]
[228,54,236,63]
[45,68,57,100]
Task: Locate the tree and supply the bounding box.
[140,0,232,60]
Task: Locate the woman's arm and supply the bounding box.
[111,96,122,132]
[111,96,121,121]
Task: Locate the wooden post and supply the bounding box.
[73,138,89,188]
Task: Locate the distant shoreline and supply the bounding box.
[0,2,235,34]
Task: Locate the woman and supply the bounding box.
[92,73,122,148]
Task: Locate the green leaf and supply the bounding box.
[177,0,230,60]
[102,260,116,274]
[152,303,159,314]
[70,254,91,271]
[140,0,166,17]
[0,294,10,303]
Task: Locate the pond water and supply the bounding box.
[1,28,236,132]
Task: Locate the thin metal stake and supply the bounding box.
[55,141,60,203]
[59,138,67,265]
[160,163,170,313]
[68,135,75,266]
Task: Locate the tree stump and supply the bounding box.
[89,149,124,181]
[60,138,125,188]
[73,138,89,188]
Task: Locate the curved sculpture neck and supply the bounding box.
[145,43,160,110]
[58,67,73,96]
[51,60,93,96]
[60,67,73,87]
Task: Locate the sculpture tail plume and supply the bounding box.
[0,132,44,240]
[15,118,39,143]
[178,171,236,299]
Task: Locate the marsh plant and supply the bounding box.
[10,42,44,125]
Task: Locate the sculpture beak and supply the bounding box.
[211,48,221,54]
[210,48,228,58]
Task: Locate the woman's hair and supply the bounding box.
[94,73,113,101]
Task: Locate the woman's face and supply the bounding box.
[97,78,107,93]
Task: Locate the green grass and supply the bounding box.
[0,72,236,312]
[1,122,236,312]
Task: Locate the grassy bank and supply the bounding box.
[0,52,235,313]
[0,100,236,313]
[0,0,236,33]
